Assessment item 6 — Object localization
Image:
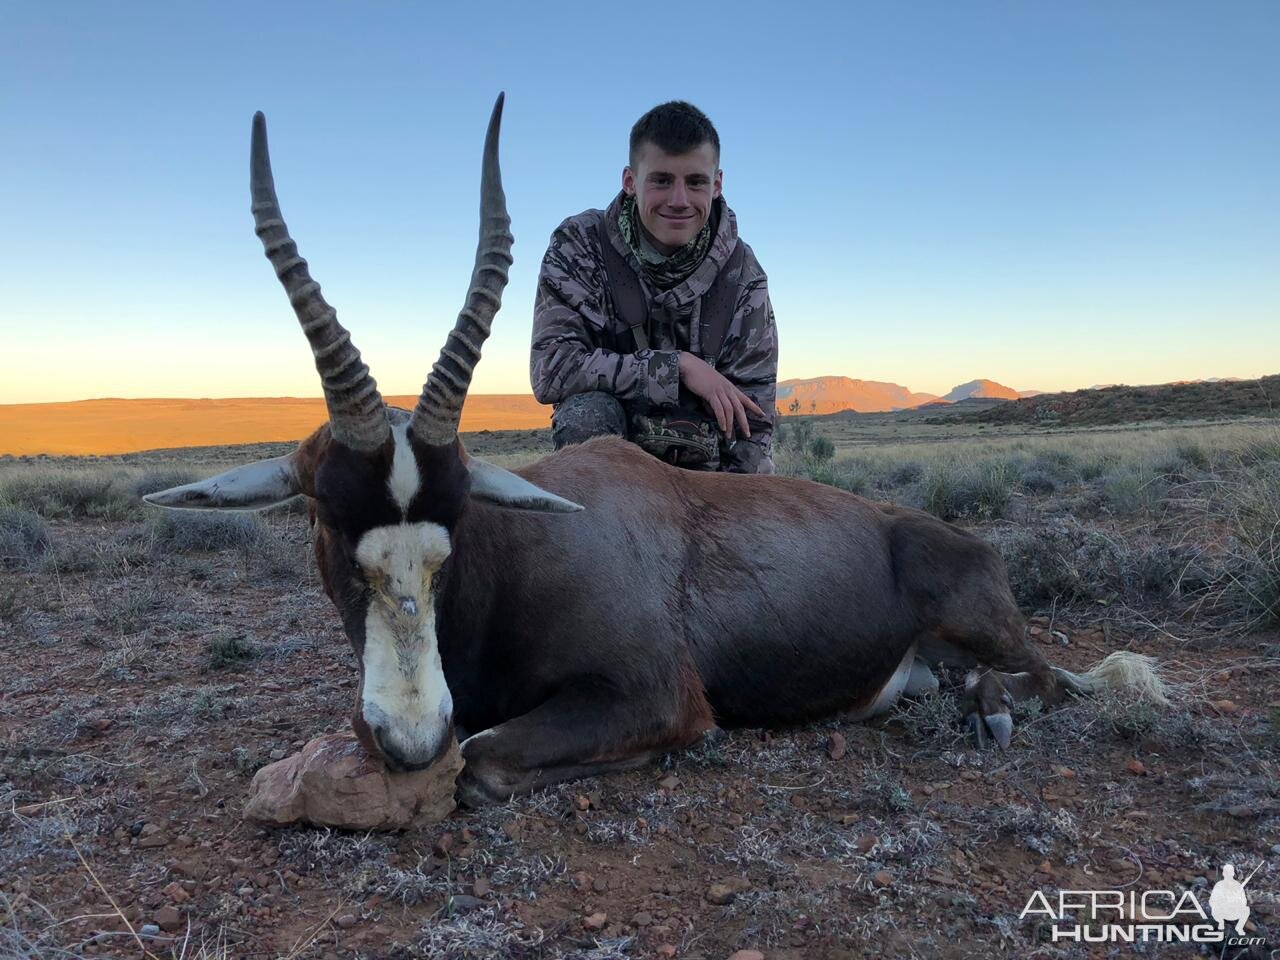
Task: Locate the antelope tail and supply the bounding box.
[1051,651,1171,706]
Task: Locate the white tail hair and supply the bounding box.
[1051,651,1170,706]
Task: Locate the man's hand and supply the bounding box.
[678,352,765,438]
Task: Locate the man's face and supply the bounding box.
[623,141,722,256]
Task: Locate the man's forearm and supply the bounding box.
[531,337,681,407]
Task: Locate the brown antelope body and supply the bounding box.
[147,96,1165,805]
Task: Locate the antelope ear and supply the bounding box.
[467,457,583,513]
[143,455,303,511]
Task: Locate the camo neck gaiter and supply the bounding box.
[617,194,715,291]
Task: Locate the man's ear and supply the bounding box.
[622,165,636,196]
[713,168,723,199]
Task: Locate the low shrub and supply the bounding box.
[0,504,50,566]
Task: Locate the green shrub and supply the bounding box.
[809,436,836,463]
[205,632,259,671]
[149,511,265,553]
[0,505,50,565]
[0,471,138,520]
[923,460,1015,522]
[885,461,923,488]
[811,460,870,495]
[1101,468,1166,515]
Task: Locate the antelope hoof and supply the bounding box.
[965,712,987,749]
[983,712,1013,750]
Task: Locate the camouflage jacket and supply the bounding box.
[530,192,778,474]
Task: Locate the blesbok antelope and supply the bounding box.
[146,95,1166,805]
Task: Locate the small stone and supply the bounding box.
[656,946,678,959]
[592,877,608,893]
[1037,860,1052,874]
[705,877,751,905]
[153,906,182,932]
[856,834,877,854]
[659,774,680,791]
[1226,804,1255,819]
[872,870,893,887]
[827,731,847,760]
[1125,759,1146,776]
[243,732,462,830]
[139,923,160,937]
[1056,766,1076,779]
[574,794,591,810]
[582,911,608,932]
[433,832,455,857]
[631,911,653,927]
[1211,699,1239,714]
[728,951,765,960]
[138,833,168,849]
[140,823,161,837]
[472,876,491,898]
[91,718,113,732]
[445,895,486,915]
[334,914,357,929]
[161,881,190,904]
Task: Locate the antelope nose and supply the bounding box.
[399,597,417,616]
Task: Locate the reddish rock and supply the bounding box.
[705,877,751,905]
[243,733,461,830]
[1125,759,1146,776]
[728,951,765,960]
[583,911,608,931]
[160,881,190,904]
[872,870,893,887]
[827,732,847,761]
[153,905,182,932]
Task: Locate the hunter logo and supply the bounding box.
[1020,861,1266,946]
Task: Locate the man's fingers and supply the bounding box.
[737,391,765,419]
[708,394,730,435]
[729,393,751,438]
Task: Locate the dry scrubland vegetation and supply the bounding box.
[1,418,1278,958]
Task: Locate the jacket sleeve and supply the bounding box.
[530,222,681,407]
[717,259,778,475]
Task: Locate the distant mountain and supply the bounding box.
[952,375,1280,427]
[776,377,939,415]
[943,379,1023,402]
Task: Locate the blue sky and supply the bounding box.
[2,1,1277,403]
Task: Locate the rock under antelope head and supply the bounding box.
[145,95,581,771]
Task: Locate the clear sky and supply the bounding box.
[2,1,1277,404]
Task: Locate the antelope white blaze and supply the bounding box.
[387,419,421,512]
[355,520,453,767]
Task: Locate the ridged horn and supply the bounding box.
[250,112,390,453]
[409,94,514,446]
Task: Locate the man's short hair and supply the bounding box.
[629,101,720,169]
